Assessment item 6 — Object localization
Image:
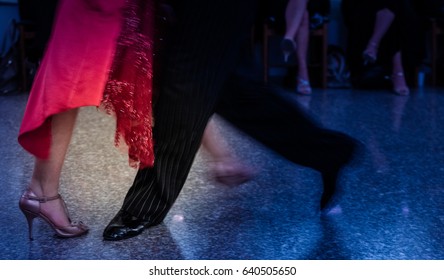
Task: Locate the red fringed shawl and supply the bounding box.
[102,0,155,168]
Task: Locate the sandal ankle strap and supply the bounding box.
[23,191,61,203]
[298,77,310,86]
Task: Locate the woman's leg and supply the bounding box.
[391,51,409,95]
[201,117,254,186]
[284,0,309,40]
[28,108,79,226]
[295,10,311,94]
[281,0,309,61]
[201,118,231,161]
[364,8,395,61]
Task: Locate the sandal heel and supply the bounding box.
[18,189,89,239]
[20,209,37,240]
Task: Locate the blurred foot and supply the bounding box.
[296,78,312,95]
[392,72,409,96]
[281,38,296,63]
[211,159,255,186]
[363,42,378,65]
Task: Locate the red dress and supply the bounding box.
[18,0,155,168]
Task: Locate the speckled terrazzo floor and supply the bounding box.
[0,84,443,260]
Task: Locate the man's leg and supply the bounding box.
[103,0,257,240]
[215,75,359,209]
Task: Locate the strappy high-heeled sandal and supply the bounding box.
[392,72,410,96]
[296,77,312,95]
[19,189,89,239]
[281,38,297,63]
[363,42,378,65]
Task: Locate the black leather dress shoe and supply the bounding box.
[103,210,152,241]
[320,136,362,213]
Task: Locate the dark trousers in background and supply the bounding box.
[18,0,59,63]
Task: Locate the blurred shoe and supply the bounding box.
[362,42,378,65]
[320,133,361,214]
[281,38,296,63]
[211,160,255,186]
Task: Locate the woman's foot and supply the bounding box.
[363,42,378,65]
[19,189,88,239]
[281,38,297,63]
[296,77,312,95]
[392,72,409,96]
[210,159,255,187]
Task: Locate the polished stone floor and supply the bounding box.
[0,83,443,260]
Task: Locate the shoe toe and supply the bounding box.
[103,210,149,241]
[103,225,138,241]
